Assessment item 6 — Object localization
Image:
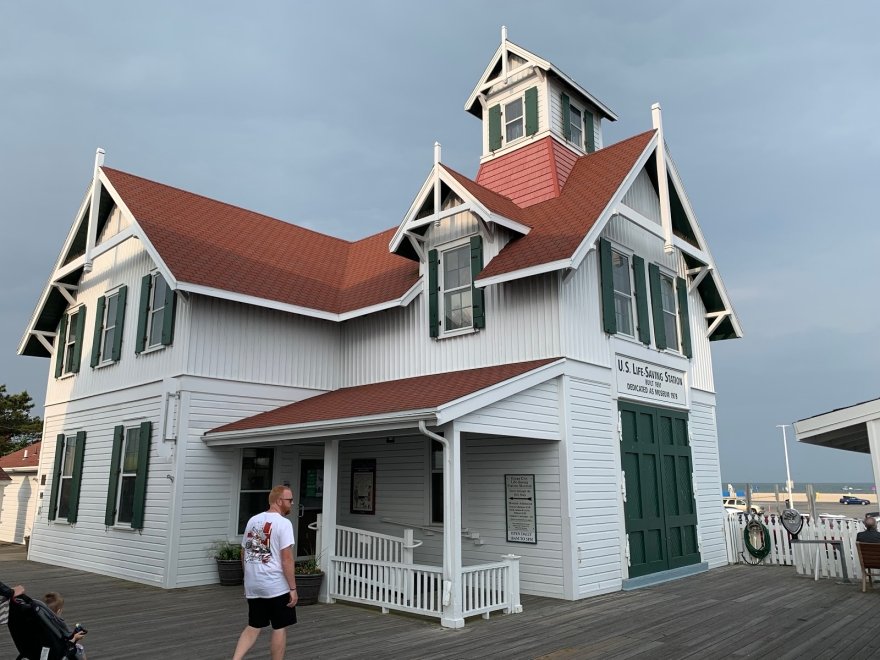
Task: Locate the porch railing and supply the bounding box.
[327,524,521,623]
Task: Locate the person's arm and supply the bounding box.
[280,545,298,607]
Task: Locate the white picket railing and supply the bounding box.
[327,524,521,622]
[725,513,868,579]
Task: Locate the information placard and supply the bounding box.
[615,354,686,407]
[505,474,537,544]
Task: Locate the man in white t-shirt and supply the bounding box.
[232,485,298,660]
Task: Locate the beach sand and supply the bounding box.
[748,492,876,505]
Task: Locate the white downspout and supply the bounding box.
[651,104,674,254]
[83,147,105,273]
[418,420,464,628]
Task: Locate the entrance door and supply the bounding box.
[620,402,700,578]
[297,459,323,559]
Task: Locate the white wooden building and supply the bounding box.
[18,31,741,627]
[0,442,40,545]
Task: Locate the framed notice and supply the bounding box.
[505,474,537,544]
[350,459,376,514]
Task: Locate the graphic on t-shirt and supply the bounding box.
[244,521,273,564]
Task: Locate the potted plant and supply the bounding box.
[294,555,324,605]
[211,540,243,586]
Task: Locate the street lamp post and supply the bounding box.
[777,424,794,506]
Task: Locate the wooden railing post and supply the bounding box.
[502,554,522,614]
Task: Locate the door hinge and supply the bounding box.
[617,411,623,442]
[620,471,627,502]
[625,535,631,564]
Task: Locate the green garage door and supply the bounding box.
[620,401,700,578]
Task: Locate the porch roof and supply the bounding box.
[794,397,880,453]
[203,358,561,446]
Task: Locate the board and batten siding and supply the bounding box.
[340,272,561,387]
[186,296,340,392]
[621,168,661,224]
[29,389,169,585]
[45,236,188,408]
[463,436,564,597]
[457,379,561,439]
[685,288,715,393]
[547,78,603,152]
[689,391,726,568]
[559,250,611,367]
[173,385,320,587]
[0,472,38,544]
[565,376,624,596]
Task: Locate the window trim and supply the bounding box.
[55,435,77,521]
[60,305,85,376]
[503,95,525,146]
[659,272,681,354]
[428,440,444,525]
[610,247,636,338]
[568,101,583,149]
[236,447,277,536]
[112,426,141,527]
[146,273,168,349]
[100,287,124,364]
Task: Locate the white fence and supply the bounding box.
[328,525,521,622]
[725,514,868,580]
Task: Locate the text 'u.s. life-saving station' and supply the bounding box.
[615,355,686,407]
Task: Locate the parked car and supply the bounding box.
[722,498,764,514]
[839,495,870,505]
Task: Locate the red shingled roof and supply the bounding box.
[211,358,558,434]
[103,168,419,314]
[0,441,41,470]
[102,131,652,314]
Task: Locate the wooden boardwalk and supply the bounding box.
[1,545,879,659]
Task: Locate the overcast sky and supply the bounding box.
[2,2,878,484]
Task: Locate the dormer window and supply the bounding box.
[505,98,524,143]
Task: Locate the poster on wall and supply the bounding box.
[505,474,537,544]
[350,459,376,515]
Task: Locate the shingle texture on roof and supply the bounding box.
[211,358,558,434]
[0,441,40,469]
[103,168,418,314]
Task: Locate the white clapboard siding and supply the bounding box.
[45,238,188,408]
[29,390,169,585]
[622,168,661,224]
[174,387,315,587]
[689,393,726,568]
[458,379,561,439]
[340,273,562,387]
[463,436,564,597]
[0,472,38,544]
[186,296,340,391]
[566,377,623,596]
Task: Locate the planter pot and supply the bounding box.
[216,559,243,586]
[295,572,324,605]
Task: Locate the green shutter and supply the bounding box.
[676,277,693,358]
[112,285,128,361]
[428,249,439,338]
[90,296,106,368]
[598,238,616,334]
[584,111,596,153]
[525,87,538,136]
[488,105,502,151]
[66,431,86,523]
[561,93,571,141]
[47,433,65,521]
[135,274,152,354]
[632,256,651,345]
[161,282,176,346]
[105,425,124,526]
[470,235,485,330]
[70,308,87,373]
[131,421,152,530]
[54,315,68,378]
[648,264,667,350]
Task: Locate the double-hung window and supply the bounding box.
[48,431,86,523]
[238,448,275,534]
[428,236,485,338]
[611,250,634,337]
[55,306,87,377]
[91,286,128,367]
[505,97,524,143]
[136,273,175,353]
[660,275,680,352]
[569,104,583,148]
[105,422,151,529]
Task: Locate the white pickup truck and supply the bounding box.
[722,498,764,514]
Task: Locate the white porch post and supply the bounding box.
[441,423,464,628]
[867,420,880,509]
[318,438,339,604]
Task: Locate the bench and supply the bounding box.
[857,542,880,592]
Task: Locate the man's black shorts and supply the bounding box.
[247,593,297,629]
